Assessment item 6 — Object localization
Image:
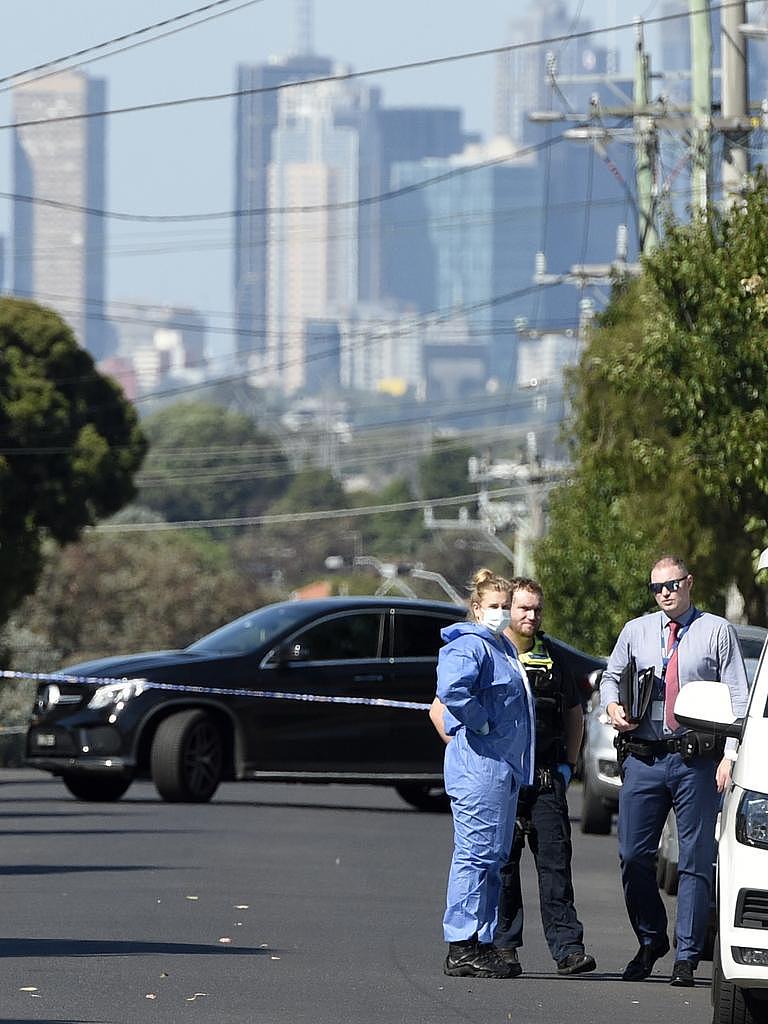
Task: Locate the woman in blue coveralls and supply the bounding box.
[436,568,535,979]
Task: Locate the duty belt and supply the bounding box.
[624,736,688,757]
[621,730,722,763]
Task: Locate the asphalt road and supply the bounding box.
[0,770,714,1024]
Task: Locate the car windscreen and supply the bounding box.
[186,604,312,655]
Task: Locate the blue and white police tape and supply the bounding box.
[0,668,432,712]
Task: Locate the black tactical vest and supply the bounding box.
[520,636,566,765]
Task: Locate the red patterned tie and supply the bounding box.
[665,620,680,731]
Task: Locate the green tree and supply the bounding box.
[248,468,353,586]
[355,478,426,558]
[16,531,275,665]
[536,176,768,651]
[418,440,473,499]
[0,298,146,625]
[138,401,292,522]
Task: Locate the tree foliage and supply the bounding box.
[536,176,768,651]
[243,468,354,586]
[138,401,292,522]
[15,532,275,665]
[354,478,426,557]
[418,439,473,499]
[0,298,146,625]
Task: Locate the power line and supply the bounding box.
[9,184,665,262]
[93,486,539,533]
[0,277,567,418]
[0,4,734,134]
[127,280,565,407]
[0,134,567,222]
[0,0,267,93]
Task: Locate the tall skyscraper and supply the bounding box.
[388,140,543,384]
[234,4,334,368]
[375,107,473,308]
[265,76,380,392]
[13,70,111,358]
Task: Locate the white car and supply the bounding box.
[675,645,768,1023]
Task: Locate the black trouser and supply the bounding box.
[494,769,585,962]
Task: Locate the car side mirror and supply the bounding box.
[587,668,603,693]
[674,680,744,739]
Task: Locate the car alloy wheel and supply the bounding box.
[151,709,224,803]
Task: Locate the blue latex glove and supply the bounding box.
[557,763,573,787]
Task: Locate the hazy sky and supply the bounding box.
[0,0,666,352]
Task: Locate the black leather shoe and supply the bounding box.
[557,951,597,976]
[670,960,695,987]
[444,940,514,978]
[496,947,523,977]
[621,937,670,981]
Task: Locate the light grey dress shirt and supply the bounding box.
[600,607,749,751]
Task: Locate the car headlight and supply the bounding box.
[88,680,146,710]
[735,790,768,849]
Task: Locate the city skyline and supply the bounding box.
[2,0,765,377]
[1,0,641,365]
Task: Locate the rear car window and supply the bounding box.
[393,613,455,659]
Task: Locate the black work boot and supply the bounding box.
[444,938,514,978]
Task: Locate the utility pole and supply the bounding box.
[634,20,658,252]
[690,0,713,211]
[721,1,749,203]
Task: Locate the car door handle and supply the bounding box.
[353,674,384,682]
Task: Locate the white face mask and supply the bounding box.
[481,607,511,634]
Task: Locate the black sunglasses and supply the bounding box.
[649,576,688,595]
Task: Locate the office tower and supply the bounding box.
[539,117,637,327]
[375,107,472,308]
[234,0,334,367]
[339,303,424,395]
[265,75,380,392]
[495,1,612,146]
[106,302,208,396]
[13,70,111,358]
[387,140,543,384]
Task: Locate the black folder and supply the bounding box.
[618,656,656,723]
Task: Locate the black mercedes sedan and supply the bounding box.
[27,597,464,808]
[26,596,604,808]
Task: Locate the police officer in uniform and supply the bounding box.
[493,577,596,976]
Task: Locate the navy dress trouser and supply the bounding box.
[618,751,719,962]
[495,773,585,961]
